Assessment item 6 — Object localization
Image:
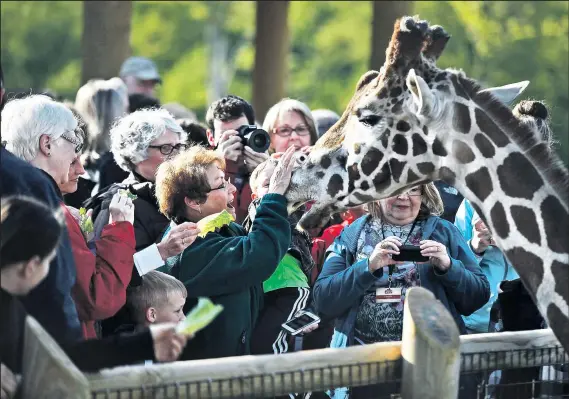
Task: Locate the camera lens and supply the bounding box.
[245,129,270,153]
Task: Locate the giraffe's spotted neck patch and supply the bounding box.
[490,201,509,239]
[511,205,541,245]
[453,102,471,134]
[497,152,543,200]
[541,195,568,254]
[465,167,493,202]
[473,133,495,158]
[474,108,510,148]
[452,140,475,164]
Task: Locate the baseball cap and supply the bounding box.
[119,56,161,82]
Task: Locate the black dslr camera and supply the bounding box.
[236,125,270,153]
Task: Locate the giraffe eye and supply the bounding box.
[358,114,382,127]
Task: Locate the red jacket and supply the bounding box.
[63,206,136,339]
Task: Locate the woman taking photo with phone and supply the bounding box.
[312,183,489,398]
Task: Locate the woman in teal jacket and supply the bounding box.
[313,183,489,398]
[155,146,297,360]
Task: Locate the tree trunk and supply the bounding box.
[369,1,413,70]
[252,1,289,122]
[81,1,132,84]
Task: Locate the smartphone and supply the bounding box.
[281,311,321,336]
[392,245,430,262]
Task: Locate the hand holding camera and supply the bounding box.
[216,125,271,164]
[471,218,495,254]
[368,236,402,272]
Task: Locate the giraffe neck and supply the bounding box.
[433,104,569,342]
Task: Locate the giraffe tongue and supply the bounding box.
[305,201,316,211]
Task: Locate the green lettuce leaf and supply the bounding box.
[176,297,224,336]
[119,189,138,201]
[196,209,235,237]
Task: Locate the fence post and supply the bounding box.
[400,287,461,399]
[21,316,90,399]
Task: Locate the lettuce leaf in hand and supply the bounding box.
[176,297,223,336]
[196,210,235,237]
[119,189,138,201]
[78,207,94,234]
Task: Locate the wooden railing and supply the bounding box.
[21,287,567,399]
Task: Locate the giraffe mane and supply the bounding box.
[456,74,569,204]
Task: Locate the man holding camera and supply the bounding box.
[205,95,270,223]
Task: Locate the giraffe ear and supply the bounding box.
[478,81,530,105]
[406,69,434,117]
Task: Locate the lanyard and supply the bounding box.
[381,219,419,288]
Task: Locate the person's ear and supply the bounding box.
[206,129,216,147]
[184,197,202,213]
[146,307,157,324]
[38,135,52,157]
[20,256,41,279]
[251,193,257,201]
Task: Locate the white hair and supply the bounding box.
[1,94,77,161]
[262,98,319,149]
[75,77,129,154]
[110,108,186,171]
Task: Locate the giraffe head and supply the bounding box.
[286,16,533,230]
[286,17,460,228]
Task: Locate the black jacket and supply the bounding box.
[0,147,82,344]
[84,171,169,270]
[0,288,155,375]
[83,171,169,336]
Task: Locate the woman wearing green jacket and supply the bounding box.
[155,146,296,360]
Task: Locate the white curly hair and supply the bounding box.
[110,107,186,172]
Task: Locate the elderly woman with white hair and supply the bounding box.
[262,98,319,154]
[1,94,84,342]
[85,108,200,335]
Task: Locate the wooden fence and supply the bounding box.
[21,287,567,399]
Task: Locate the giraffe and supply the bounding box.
[285,16,569,351]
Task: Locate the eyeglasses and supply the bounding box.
[207,177,231,193]
[60,131,84,154]
[396,187,422,197]
[148,143,189,156]
[273,125,310,137]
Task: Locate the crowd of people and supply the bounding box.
[0,56,558,398]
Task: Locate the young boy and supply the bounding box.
[126,270,187,328]
[244,158,319,356]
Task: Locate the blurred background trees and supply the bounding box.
[1,1,567,163]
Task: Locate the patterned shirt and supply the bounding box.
[354,218,423,344]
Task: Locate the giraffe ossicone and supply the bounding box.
[285,15,569,351]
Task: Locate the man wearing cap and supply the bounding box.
[119,56,162,99]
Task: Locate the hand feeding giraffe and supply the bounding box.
[285,16,569,350]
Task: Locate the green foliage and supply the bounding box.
[1,1,567,162]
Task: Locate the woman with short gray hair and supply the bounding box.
[262,98,319,154]
[85,109,199,337]
[2,94,82,185]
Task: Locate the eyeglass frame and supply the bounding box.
[272,124,311,138]
[395,187,423,198]
[148,143,190,156]
[59,130,84,154]
[206,177,231,193]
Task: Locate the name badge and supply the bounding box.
[376,287,402,303]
